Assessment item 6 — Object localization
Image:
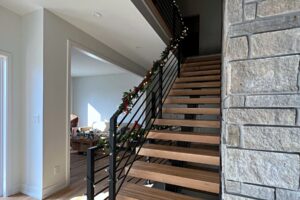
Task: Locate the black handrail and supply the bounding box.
[86,1,187,199]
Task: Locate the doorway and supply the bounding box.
[182,15,200,57]
[0,55,7,197]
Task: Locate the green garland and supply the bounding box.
[99,0,188,152]
[117,0,188,114]
[118,27,188,114]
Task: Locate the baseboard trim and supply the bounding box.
[21,184,41,199]
[42,180,68,199]
[3,183,20,197]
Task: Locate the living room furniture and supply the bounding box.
[71,136,99,153]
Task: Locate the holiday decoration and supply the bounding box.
[117,5,188,114]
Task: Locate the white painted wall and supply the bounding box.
[0,7,149,198]
[72,73,142,128]
[20,10,44,199]
[42,9,147,198]
[0,5,22,196]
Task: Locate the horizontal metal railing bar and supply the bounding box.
[162,56,177,76]
[91,58,179,198]
[117,69,162,126]
[94,154,109,162]
[94,175,109,185]
[115,106,159,174]
[114,93,162,169]
[162,60,177,83]
[117,51,176,127]
[116,109,161,178]
[162,63,178,94]
[94,185,109,197]
[115,102,164,194]
[114,89,160,161]
[156,0,173,29]
[163,55,177,73]
[117,77,159,128]
[114,60,177,186]
[90,1,186,197]
[116,52,175,127]
[115,53,178,128]
[94,164,109,174]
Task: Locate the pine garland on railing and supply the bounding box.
[115,0,188,115]
[117,27,188,114]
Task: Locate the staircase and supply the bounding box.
[117,55,222,199]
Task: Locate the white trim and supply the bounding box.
[0,56,4,197]
[21,184,41,200]
[0,50,13,197]
[65,40,71,187]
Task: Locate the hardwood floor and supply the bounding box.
[46,153,93,200]
[2,153,95,200]
[0,194,36,200]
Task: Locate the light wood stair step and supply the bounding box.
[185,54,221,63]
[169,89,221,96]
[176,75,221,83]
[165,97,220,104]
[138,144,220,165]
[127,161,220,194]
[181,69,221,77]
[173,81,221,89]
[183,60,221,67]
[162,108,220,115]
[147,130,220,144]
[117,183,201,200]
[153,119,220,128]
[181,65,220,72]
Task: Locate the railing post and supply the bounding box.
[87,147,96,200]
[158,65,163,118]
[151,91,156,118]
[177,42,181,77]
[109,114,118,200]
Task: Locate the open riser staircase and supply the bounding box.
[118,55,222,200]
[85,1,221,199]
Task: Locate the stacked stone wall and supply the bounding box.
[222,0,300,199]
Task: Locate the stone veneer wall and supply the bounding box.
[222,0,300,199]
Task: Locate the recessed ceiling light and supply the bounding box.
[94,11,102,18]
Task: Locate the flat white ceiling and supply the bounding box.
[0,0,166,69]
[71,47,126,77]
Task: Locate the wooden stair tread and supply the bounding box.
[139,144,219,165]
[181,65,220,72]
[165,97,220,104]
[185,54,221,63]
[153,119,220,128]
[176,75,221,83]
[162,107,220,115]
[127,161,220,194]
[181,70,221,77]
[173,81,221,89]
[117,183,201,200]
[169,89,221,96]
[147,130,220,144]
[183,60,221,67]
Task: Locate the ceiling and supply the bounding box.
[0,0,166,69]
[71,47,126,77]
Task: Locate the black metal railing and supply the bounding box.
[153,0,183,38]
[86,1,186,199]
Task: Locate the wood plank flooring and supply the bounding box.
[1,153,96,200]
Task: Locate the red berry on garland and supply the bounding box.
[124,98,129,113]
